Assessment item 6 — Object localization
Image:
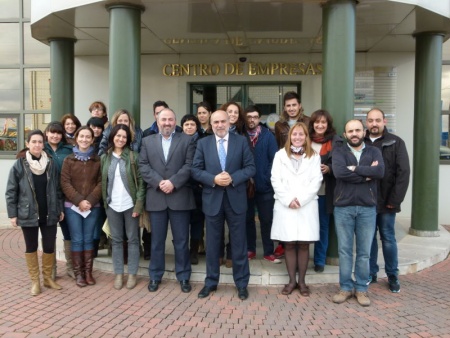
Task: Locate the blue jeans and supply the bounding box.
[246,193,275,256]
[314,195,330,267]
[65,206,101,252]
[370,212,398,277]
[334,206,376,292]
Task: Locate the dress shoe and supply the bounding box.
[148,280,160,292]
[237,287,249,300]
[198,285,217,298]
[180,280,192,293]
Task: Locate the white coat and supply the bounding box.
[270,149,322,241]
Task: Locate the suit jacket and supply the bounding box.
[139,132,196,212]
[191,133,256,216]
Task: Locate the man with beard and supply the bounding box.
[331,119,384,307]
[365,108,410,293]
[139,108,196,293]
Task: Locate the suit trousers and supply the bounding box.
[205,191,250,288]
[149,208,191,281]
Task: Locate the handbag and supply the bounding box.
[129,151,151,232]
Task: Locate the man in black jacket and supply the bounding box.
[332,119,384,307]
[365,108,410,293]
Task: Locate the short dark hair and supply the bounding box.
[27,129,44,143]
[244,105,261,117]
[180,114,201,133]
[44,121,68,144]
[283,91,300,105]
[197,101,212,113]
[108,124,132,151]
[153,100,169,113]
[87,117,105,132]
[367,108,385,119]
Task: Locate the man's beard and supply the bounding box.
[347,136,364,147]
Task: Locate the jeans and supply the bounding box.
[314,195,330,267]
[246,192,275,256]
[334,206,376,292]
[370,212,398,277]
[106,206,140,275]
[65,206,101,252]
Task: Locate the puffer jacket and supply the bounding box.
[60,153,102,207]
[364,129,410,213]
[332,140,385,207]
[5,154,63,227]
[101,147,146,214]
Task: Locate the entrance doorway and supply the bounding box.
[190,83,301,123]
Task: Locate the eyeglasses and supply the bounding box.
[92,108,104,111]
[247,116,260,120]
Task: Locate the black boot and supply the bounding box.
[93,239,100,258]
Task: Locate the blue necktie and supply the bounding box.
[218,138,226,171]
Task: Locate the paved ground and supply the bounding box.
[1,228,450,338]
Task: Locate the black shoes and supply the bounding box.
[237,287,249,300]
[180,280,192,293]
[367,274,378,285]
[314,265,324,273]
[388,275,400,293]
[198,285,217,298]
[148,280,160,292]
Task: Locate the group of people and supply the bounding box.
[6,91,410,306]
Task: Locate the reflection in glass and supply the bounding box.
[0,0,20,19]
[0,69,20,110]
[24,69,51,110]
[24,113,50,144]
[0,116,18,152]
[24,23,50,64]
[0,23,20,64]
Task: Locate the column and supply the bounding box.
[410,32,444,237]
[107,3,144,126]
[322,0,357,264]
[49,38,75,121]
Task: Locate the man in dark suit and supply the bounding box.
[139,108,196,293]
[192,110,256,300]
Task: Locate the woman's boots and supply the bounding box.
[25,252,41,296]
[84,250,96,285]
[64,240,75,279]
[42,253,63,290]
[72,251,87,287]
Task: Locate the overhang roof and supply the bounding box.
[31,0,450,56]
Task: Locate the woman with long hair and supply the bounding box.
[196,101,212,136]
[101,124,145,290]
[44,121,75,279]
[308,109,339,273]
[220,101,246,135]
[6,130,64,295]
[98,108,143,156]
[60,114,82,146]
[61,126,102,287]
[271,122,322,296]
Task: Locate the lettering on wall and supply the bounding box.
[162,62,322,77]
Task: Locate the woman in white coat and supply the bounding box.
[271,122,322,296]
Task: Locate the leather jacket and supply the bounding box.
[6,155,63,227]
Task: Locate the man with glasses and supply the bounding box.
[244,105,280,263]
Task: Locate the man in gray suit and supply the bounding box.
[192,110,255,300]
[139,108,196,293]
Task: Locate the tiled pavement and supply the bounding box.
[1,227,450,338]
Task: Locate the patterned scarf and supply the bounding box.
[73,146,95,161]
[247,126,261,148]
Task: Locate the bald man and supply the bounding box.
[192,110,255,300]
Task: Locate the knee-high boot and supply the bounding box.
[42,238,57,280]
[84,250,96,285]
[25,252,41,296]
[64,240,75,279]
[42,253,62,290]
[72,251,87,287]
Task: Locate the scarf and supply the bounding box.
[26,151,48,175]
[311,134,333,156]
[247,126,261,148]
[290,146,304,155]
[73,146,95,161]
